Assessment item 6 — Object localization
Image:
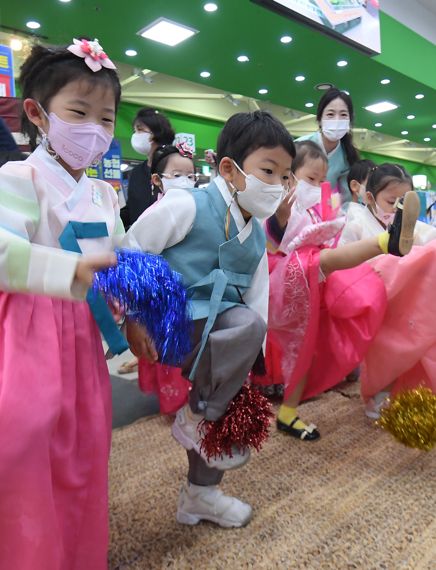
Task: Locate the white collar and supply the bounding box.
[214,175,247,233]
[316,131,341,159]
[32,145,88,191]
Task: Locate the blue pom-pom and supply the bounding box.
[93,249,191,365]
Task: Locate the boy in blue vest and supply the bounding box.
[124,111,296,527]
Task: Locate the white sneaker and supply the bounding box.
[171,405,250,470]
[176,483,253,528]
[365,391,390,420]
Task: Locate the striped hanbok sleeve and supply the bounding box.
[0,164,83,299]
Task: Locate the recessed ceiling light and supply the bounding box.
[26,21,41,29]
[125,49,137,57]
[258,88,268,95]
[433,124,436,129]
[365,101,398,113]
[200,71,211,78]
[295,75,305,82]
[407,114,415,120]
[380,79,390,85]
[374,122,382,127]
[401,130,409,135]
[424,137,431,142]
[120,163,129,172]
[415,94,424,100]
[315,82,333,90]
[280,35,292,44]
[204,2,218,11]
[138,18,198,47]
[337,60,348,67]
[59,0,72,3]
[305,102,314,108]
[10,38,23,51]
[237,55,249,62]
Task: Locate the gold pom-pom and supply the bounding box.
[377,387,436,451]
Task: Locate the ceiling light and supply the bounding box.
[59,0,72,3]
[380,79,390,85]
[433,124,436,129]
[295,75,305,82]
[258,88,268,95]
[415,94,424,100]
[305,102,314,108]
[407,114,415,120]
[120,163,129,172]
[204,2,218,11]
[200,71,211,78]
[337,60,348,67]
[315,82,333,90]
[125,49,137,57]
[237,55,249,62]
[26,21,41,29]
[374,122,382,127]
[10,38,23,51]
[365,101,398,113]
[401,130,408,135]
[138,18,198,47]
[424,137,431,142]
[280,36,292,44]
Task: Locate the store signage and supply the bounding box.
[0,45,16,97]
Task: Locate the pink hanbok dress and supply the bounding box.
[0,146,124,569]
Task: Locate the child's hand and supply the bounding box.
[204,149,217,166]
[275,189,296,229]
[74,253,117,290]
[126,320,158,362]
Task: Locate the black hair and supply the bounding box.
[366,163,413,198]
[291,140,328,174]
[347,159,376,189]
[134,108,175,146]
[19,43,121,150]
[150,144,192,175]
[216,110,296,166]
[316,87,359,167]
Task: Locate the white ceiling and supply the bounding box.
[382,0,436,45]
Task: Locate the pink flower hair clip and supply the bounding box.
[67,38,116,72]
[176,141,194,159]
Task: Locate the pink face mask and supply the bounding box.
[372,201,395,226]
[40,107,113,170]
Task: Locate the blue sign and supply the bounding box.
[0,44,15,97]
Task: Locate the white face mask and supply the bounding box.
[231,161,284,219]
[295,179,322,210]
[321,119,350,142]
[370,199,395,226]
[131,131,152,156]
[161,175,195,194]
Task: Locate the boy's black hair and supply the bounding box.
[216,111,296,167]
[133,108,175,146]
[316,87,360,167]
[19,43,121,150]
[366,163,413,197]
[291,140,327,174]
[347,159,376,189]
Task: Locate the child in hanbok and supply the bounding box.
[0,40,125,569]
[137,143,196,414]
[259,142,419,441]
[339,163,436,417]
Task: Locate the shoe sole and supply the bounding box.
[171,421,250,470]
[399,191,420,256]
[176,508,253,528]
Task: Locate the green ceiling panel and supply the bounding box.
[1,1,436,146]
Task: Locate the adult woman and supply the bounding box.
[126,107,175,227]
[297,87,359,205]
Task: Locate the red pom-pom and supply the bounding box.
[199,384,273,460]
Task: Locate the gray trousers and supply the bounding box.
[181,306,266,486]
